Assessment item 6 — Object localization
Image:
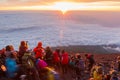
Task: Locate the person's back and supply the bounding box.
[19,41,28,57]
[22,52,35,69]
[5,54,18,78]
[53,50,60,63]
[75,55,85,70]
[45,46,53,66]
[45,46,53,59]
[74,54,85,80]
[93,66,103,80]
[53,48,61,70]
[61,51,69,65]
[33,42,44,59]
[36,58,48,69]
[87,54,95,71]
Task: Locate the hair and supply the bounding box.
[55,48,60,53]
[37,42,42,47]
[20,41,26,46]
[61,49,65,53]
[77,54,81,59]
[5,45,13,51]
[20,41,28,50]
[85,54,88,57]
[45,46,51,51]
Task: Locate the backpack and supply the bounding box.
[76,59,85,70]
[22,52,35,69]
[5,58,18,78]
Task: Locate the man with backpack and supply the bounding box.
[75,54,85,80]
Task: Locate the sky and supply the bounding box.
[0,0,120,11]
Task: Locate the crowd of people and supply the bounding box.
[0,41,120,80]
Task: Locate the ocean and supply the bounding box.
[0,10,120,50]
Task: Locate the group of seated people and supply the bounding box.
[0,41,61,80]
[0,41,120,80]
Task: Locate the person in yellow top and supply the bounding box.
[39,67,60,80]
[93,66,103,80]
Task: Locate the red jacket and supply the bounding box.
[61,52,69,64]
[53,51,60,63]
[33,47,44,59]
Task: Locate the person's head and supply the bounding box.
[20,41,28,47]
[37,42,42,47]
[6,45,14,51]
[75,53,80,59]
[55,48,60,53]
[45,46,51,51]
[85,54,88,57]
[9,45,14,51]
[77,54,81,59]
[20,41,26,46]
[61,49,65,54]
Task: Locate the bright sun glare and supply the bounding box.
[1,1,120,12]
[52,2,75,14]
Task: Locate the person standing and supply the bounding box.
[61,50,69,74]
[44,46,53,66]
[53,48,61,70]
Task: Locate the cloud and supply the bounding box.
[0,0,120,5]
[0,0,120,10]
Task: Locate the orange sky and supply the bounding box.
[0,0,120,11]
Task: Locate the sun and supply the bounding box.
[52,2,75,14]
